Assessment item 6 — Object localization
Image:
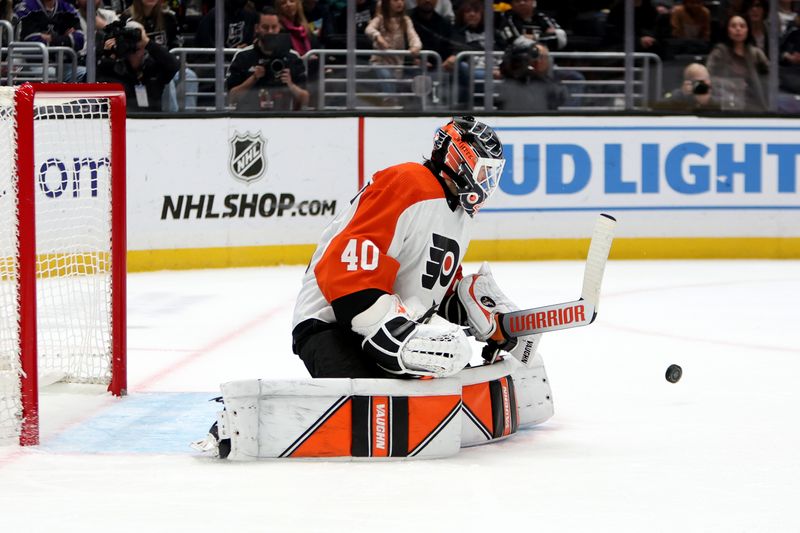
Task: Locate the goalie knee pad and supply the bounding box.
[351,294,471,378]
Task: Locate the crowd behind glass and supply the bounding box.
[5,0,800,113]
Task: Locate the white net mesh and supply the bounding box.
[0,87,21,444]
[0,88,116,444]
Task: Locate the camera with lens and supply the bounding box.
[257,56,288,85]
[692,80,710,95]
[97,20,143,75]
[501,36,541,81]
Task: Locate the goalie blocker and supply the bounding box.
[194,356,553,460]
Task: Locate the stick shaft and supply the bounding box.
[500,214,616,338]
[581,213,617,310]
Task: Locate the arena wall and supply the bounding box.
[124,115,800,271]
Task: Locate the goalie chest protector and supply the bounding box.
[293,162,472,327]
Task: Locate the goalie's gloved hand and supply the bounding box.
[456,262,517,341]
[481,334,540,367]
[351,294,471,378]
[453,262,543,367]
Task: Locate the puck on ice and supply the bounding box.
[665,364,682,383]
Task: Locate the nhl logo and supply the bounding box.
[229,132,267,184]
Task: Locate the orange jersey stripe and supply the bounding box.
[315,163,446,303]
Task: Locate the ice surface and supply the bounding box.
[1,260,798,532]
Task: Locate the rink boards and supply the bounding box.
[116,115,800,270]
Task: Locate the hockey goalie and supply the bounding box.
[194,117,600,460]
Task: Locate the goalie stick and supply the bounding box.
[499,213,617,338]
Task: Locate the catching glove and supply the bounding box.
[351,294,471,378]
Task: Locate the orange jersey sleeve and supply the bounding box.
[314,163,446,303]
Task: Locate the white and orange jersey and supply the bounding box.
[292,162,472,329]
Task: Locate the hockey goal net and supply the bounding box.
[0,83,126,446]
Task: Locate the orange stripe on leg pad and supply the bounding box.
[290,399,353,457]
[407,395,462,453]
[462,382,494,436]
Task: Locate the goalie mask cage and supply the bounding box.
[0,83,126,446]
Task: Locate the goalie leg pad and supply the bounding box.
[459,354,554,447]
[459,358,520,447]
[195,356,553,459]
[509,351,554,428]
[211,378,463,460]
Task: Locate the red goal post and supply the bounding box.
[1,83,127,446]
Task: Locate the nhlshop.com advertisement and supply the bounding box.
[126,117,355,254]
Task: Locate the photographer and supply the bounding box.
[226,8,310,111]
[96,20,180,112]
[657,63,721,111]
[496,36,568,112]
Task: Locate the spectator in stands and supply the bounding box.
[778,0,798,34]
[497,0,583,106]
[405,0,453,24]
[657,62,721,110]
[707,14,769,110]
[565,0,615,48]
[123,0,198,111]
[496,0,567,51]
[496,36,567,111]
[1,0,13,45]
[194,0,258,48]
[96,20,180,111]
[14,0,85,80]
[327,0,376,51]
[410,0,455,71]
[604,0,666,56]
[670,0,711,54]
[743,0,768,54]
[78,0,119,29]
[226,8,309,110]
[275,0,319,56]
[303,0,334,41]
[365,0,422,105]
[779,16,800,95]
[123,0,181,48]
[724,0,745,16]
[451,0,500,108]
[453,0,488,54]
[76,0,118,80]
[77,0,119,44]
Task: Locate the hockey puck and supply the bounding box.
[665,364,682,383]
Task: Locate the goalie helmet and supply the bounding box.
[431,116,506,217]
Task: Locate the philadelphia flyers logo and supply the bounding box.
[422,234,460,290]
